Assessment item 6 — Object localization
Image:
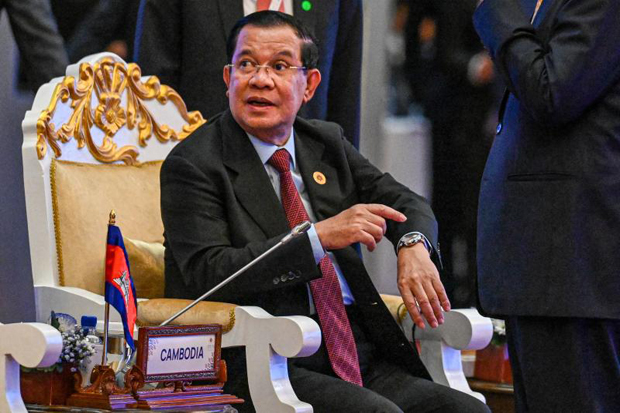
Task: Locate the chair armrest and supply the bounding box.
[33,285,126,336]
[381,294,493,403]
[224,306,320,413]
[413,308,494,350]
[0,322,63,413]
[411,308,492,402]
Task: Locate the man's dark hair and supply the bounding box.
[226,11,319,70]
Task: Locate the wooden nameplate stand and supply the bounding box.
[65,364,138,409]
[128,324,242,410]
[130,359,243,410]
[67,325,242,409]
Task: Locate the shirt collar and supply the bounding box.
[247,128,297,169]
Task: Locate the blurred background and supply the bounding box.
[0,0,501,322]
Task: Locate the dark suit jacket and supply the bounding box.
[2,0,68,92]
[474,0,620,319]
[134,0,363,147]
[63,0,140,63]
[160,110,438,391]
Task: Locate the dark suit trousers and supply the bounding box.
[235,305,489,413]
[506,316,620,413]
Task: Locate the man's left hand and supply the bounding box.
[397,243,451,329]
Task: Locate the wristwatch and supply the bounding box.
[397,232,431,254]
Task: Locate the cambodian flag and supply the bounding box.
[105,224,138,350]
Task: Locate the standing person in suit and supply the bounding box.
[62,0,141,63]
[1,0,68,92]
[474,0,620,411]
[161,11,489,413]
[134,0,363,148]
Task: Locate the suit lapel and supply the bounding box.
[221,112,290,238]
[216,0,244,45]
[295,128,341,221]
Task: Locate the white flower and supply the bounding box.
[491,318,506,336]
[53,320,98,367]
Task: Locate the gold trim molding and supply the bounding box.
[223,308,236,334]
[36,57,206,164]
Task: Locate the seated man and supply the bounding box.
[160,11,489,413]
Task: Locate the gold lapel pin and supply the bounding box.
[313,171,326,185]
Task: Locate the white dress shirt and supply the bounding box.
[243,0,294,15]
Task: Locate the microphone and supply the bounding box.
[160,221,312,326]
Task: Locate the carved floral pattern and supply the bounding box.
[36,57,205,164]
[95,93,127,136]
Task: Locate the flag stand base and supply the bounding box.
[66,364,139,410]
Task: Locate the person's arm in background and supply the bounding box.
[326,0,363,148]
[65,0,134,63]
[437,0,493,87]
[474,0,620,126]
[5,0,68,92]
[133,0,181,90]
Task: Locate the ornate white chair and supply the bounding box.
[22,52,320,412]
[20,52,492,412]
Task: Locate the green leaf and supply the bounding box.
[50,311,60,330]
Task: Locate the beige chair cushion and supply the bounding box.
[117,240,237,330]
[124,238,165,299]
[138,299,237,332]
[380,294,408,325]
[51,159,164,295]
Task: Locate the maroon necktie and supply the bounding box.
[268,149,363,386]
[256,0,285,12]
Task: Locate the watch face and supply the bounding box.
[398,233,431,254]
[406,235,422,245]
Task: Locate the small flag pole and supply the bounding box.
[101,210,116,366]
[65,209,138,408]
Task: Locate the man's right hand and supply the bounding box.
[315,204,406,252]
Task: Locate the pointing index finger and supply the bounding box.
[365,204,407,222]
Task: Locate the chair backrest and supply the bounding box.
[22,53,205,310]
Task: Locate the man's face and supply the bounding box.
[223,24,321,145]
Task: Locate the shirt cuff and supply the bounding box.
[307,224,326,264]
[397,232,433,255]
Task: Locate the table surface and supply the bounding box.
[468,378,514,394]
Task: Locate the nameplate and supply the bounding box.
[136,325,221,383]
